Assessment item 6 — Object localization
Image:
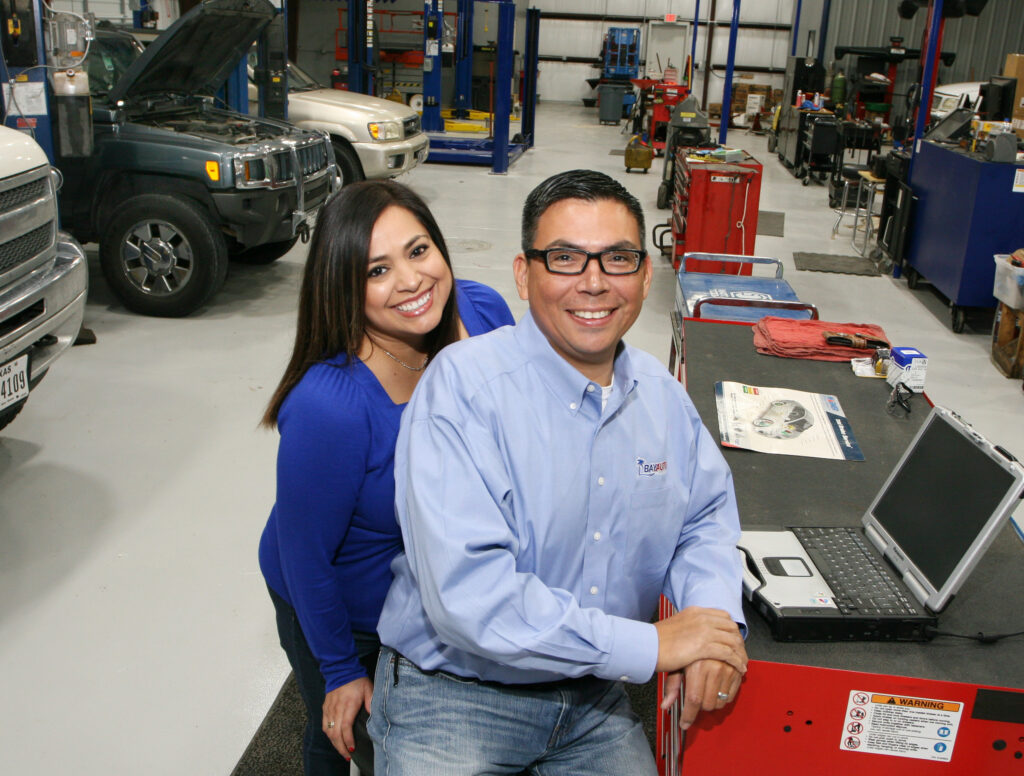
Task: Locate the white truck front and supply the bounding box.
[0,125,88,431]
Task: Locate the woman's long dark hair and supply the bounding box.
[261,180,461,427]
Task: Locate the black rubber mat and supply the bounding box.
[793,252,880,276]
[757,210,785,237]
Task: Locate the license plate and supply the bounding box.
[0,354,29,412]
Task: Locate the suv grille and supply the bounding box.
[270,138,331,184]
[0,178,47,212]
[0,166,56,282]
[0,223,55,275]
[297,143,329,176]
[403,115,421,137]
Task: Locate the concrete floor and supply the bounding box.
[1,102,1022,775]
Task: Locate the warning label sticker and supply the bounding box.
[839,689,963,762]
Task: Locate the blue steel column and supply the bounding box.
[454,0,474,117]
[909,0,943,178]
[132,0,148,29]
[490,0,514,173]
[347,0,369,93]
[521,6,540,148]
[690,0,700,86]
[225,60,249,113]
[2,0,54,160]
[718,0,741,145]
[421,0,444,132]
[790,0,802,56]
[816,0,831,64]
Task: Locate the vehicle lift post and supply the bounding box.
[346,0,373,95]
[717,0,740,146]
[1,0,57,160]
[424,0,537,175]
[421,0,444,133]
[453,0,474,119]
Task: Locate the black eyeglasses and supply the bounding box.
[525,248,646,275]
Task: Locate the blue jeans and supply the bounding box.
[368,648,656,776]
[268,585,378,776]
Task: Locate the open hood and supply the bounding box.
[109,0,274,104]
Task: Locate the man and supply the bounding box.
[369,170,747,775]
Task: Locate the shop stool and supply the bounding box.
[830,163,869,238]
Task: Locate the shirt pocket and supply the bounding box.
[626,487,680,595]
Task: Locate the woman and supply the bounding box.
[258,180,514,775]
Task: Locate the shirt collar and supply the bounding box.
[514,311,639,415]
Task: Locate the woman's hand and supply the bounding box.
[322,676,373,758]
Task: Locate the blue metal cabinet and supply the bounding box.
[906,141,1024,326]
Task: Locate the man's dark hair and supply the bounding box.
[521,169,646,252]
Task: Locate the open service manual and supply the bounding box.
[714,381,863,461]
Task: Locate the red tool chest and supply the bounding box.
[662,149,763,274]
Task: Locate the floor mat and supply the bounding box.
[757,210,785,237]
[793,252,880,276]
[231,674,303,776]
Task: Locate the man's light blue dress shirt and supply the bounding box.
[377,312,745,685]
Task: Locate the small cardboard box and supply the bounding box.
[1003,53,1024,139]
[886,346,927,391]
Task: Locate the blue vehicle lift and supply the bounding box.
[424,0,538,174]
[0,0,56,159]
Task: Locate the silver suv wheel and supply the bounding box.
[120,218,195,295]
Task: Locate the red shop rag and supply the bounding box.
[752,317,890,361]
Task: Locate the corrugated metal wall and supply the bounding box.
[825,0,1024,111]
[535,0,797,104]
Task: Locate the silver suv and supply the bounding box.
[250,61,429,186]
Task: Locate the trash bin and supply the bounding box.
[598,83,629,125]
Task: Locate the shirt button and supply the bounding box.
[593,531,602,541]
[586,384,595,393]
[589,585,599,595]
[569,402,577,410]
[597,476,605,486]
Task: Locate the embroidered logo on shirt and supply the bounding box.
[636,458,668,477]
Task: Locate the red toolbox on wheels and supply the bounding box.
[653,150,763,273]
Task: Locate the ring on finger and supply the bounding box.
[717,691,729,701]
[327,721,336,729]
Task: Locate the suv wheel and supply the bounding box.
[332,140,365,187]
[100,194,228,317]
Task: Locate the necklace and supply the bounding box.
[378,346,429,372]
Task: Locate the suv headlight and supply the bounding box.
[368,120,402,141]
[233,153,272,188]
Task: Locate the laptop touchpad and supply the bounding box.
[765,556,812,577]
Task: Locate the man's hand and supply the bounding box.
[653,605,747,674]
[322,676,373,758]
[659,659,745,730]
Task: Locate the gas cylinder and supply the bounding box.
[831,70,847,107]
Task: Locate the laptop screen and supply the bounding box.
[872,412,1018,589]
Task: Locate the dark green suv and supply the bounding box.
[57,0,336,316]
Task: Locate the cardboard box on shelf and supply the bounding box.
[1004,53,1024,139]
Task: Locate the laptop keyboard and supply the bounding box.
[792,527,920,616]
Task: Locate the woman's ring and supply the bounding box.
[327,721,336,728]
[717,692,729,701]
